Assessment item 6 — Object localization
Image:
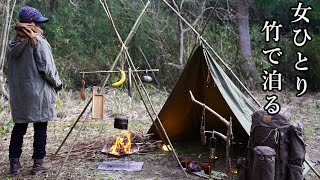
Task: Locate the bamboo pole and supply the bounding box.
[0,0,10,71]
[99,0,150,89]
[0,0,15,99]
[102,0,164,144]
[0,0,16,71]
[161,0,261,107]
[226,117,232,178]
[138,47,160,87]
[80,69,159,75]
[305,159,320,178]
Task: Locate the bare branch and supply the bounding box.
[164,62,184,70]
[69,0,80,8]
[171,0,179,12]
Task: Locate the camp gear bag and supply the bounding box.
[288,164,304,180]
[247,109,291,180]
[288,123,305,180]
[252,146,276,180]
[289,123,305,166]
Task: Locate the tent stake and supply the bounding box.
[161,0,261,107]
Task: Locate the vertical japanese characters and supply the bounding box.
[291,2,312,97]
[260,2,312,115]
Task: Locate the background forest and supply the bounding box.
[1,0,319,93]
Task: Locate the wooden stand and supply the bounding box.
[92,86,104,120]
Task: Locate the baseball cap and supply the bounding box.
[19,6,49,23]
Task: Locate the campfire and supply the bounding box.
[109,130,132,156]
[101,131,164,157]
[161,144,172,152]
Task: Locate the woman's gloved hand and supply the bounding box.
[54,82,63,92]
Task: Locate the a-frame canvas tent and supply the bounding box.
[149,43,257,142]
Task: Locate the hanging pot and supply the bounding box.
[114,117,128,130]
[141,75,153,83]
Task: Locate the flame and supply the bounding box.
[109,130,132,156]
[231,168,237,174]
[162,144,172,152]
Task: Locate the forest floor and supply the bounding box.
[0,88,319,180]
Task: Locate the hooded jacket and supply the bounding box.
[7,34,61,123]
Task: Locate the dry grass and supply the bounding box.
[0,88,319,179]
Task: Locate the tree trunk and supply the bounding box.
[178,22,185,66]
[0,72,8,99]
[237,0,251,58]
[45,0,58,14]
[236,0,256,76]
[0,0,14,100]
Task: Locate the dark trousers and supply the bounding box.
[9,122,48,160]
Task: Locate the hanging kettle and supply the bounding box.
[141,71,153,83]
[114,117,128,130]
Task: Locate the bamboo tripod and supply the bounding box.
[54,1,187,178]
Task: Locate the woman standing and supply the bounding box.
[7,6,62,175]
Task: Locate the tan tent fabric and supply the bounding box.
[149,45,257,142]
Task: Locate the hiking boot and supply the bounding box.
[31,159,52,175]
[10,158,22,174]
